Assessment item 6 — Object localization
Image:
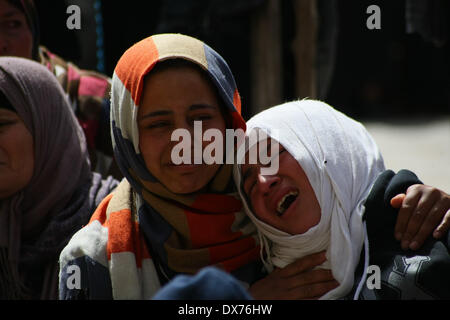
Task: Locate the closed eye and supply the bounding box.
[145,120,171,129]
[261,145,286,168]
[6,20,22,28]
[0,120,16,127]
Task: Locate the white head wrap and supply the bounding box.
[234,100,385,299]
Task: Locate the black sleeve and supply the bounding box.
[363,169,423,248]
[383,169,423,205]
[59,256,113,300]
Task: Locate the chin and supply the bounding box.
[0,188,17,200]
[167,181,205,195]
[164,169,217,194]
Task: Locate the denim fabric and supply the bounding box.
[153,267,252,300]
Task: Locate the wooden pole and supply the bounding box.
[292,0,318,99]
[250,0,283,116]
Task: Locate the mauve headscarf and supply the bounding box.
[0,57,117,299]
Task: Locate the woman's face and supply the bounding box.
[241,141,321,235]
[137,65,226,194]
[0,108,34,199]
[0,0,33,59]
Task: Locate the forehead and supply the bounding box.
[139,65,220,111]
[242,136,280,159]
[144,64,212,88]
[0,0,23,16]
[240,138,282,173]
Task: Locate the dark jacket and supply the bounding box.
[349,169,450,299]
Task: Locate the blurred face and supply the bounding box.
[0,108,34,199]
[241,141,321,235]
[137,65,226,194]
[0,0,33,59]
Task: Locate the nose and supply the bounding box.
[169,119,200,163]
[257,173,280,195]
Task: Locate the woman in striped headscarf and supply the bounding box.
[59,33,264,300]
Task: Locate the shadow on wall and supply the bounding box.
[327,0,450,120]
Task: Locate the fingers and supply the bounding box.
[393,186,421,243]
[390,194,405,209]
[393,184,450,251]
[249,252,338,299]
[279,253,339,299]
[399,185,437,250]
[287,268,334,289]
[410,197,450,249]
[279,251,327,278]
[433,208,450,238]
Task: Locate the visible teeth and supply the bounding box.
[276,191,299,216]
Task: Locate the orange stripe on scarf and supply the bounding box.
[88,193,151,269]
[185,211,241,248]
[210,239,260,272]
[114,37,159,106]
[232,89,246,130]
[105,210,151,268]
[189,193,242,214]
[186,194,243,248]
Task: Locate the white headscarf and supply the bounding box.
[234,100,385,299]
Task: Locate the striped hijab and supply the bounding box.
[61,34,259,299]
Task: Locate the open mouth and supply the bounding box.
[276,191,298,216]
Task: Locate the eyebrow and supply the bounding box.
[1,10,22,18]
[139,110,172,120]
[138,104,218,120]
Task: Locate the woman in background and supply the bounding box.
[0,0,118,177]
[0,57,118,299]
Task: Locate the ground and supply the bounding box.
[364,117,450,192]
